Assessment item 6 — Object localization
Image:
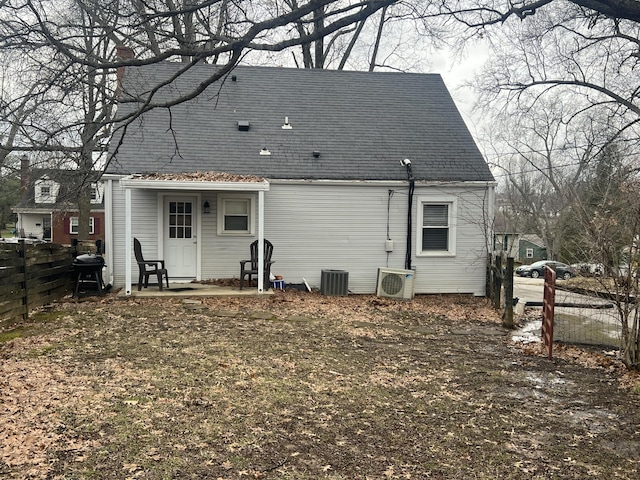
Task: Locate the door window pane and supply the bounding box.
[168,201,193,238]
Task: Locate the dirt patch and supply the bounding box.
[1,291,639,479]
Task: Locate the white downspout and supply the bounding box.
[257,190,265,293]
[104,179,114,286]
[125,187,132,295]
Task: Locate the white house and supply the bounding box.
[103,63,495,296]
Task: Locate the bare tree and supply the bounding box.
[437,1,640,152]
[0,0,401,239]
[481,90,612,260]
[567,160,640,370]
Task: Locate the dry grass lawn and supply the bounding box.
[1,290,639,479]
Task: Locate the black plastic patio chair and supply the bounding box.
[134,238,169,291]
[239,239,274,290]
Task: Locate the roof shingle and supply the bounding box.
[107,64,494,183]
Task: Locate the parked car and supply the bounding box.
[571,263,604,277]
[516,260,576,280]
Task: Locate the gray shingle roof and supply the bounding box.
[107,63,494,182]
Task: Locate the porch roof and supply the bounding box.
[119,173,270,191]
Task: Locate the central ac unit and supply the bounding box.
[376,268,415,300]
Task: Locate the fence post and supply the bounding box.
[18,239,29,320]
[503,257,514,328]
[493,256,502,310]
[542,266,556,359]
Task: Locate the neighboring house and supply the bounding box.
[493,232,547,264]
[493,232,520,260]
[518,235,547,264]
[13,157,105,245]
[104,63,495,295]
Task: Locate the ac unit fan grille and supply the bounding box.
[381,273,404,295]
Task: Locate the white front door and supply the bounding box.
[164,196,197,278]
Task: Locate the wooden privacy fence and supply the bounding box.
[0,240,95,324]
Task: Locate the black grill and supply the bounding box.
[73,254,105,267]
[73,254,106,296]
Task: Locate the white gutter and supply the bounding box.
[268,178,497,187]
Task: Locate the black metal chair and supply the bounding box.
[239,239,274,290]
[133,238,169,291]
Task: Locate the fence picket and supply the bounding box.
[0,241,80,325]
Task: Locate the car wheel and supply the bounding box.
[563,272,572,280]
[531,270,540,279]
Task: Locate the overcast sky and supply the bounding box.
[431,41,490,137]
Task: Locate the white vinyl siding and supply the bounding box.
[109,181,491,296]
[110,184,163,287]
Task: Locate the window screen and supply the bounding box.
[224,199,249,231]
[422,204,449,251]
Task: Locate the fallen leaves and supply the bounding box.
[1,292,639,479]
[0,355,100,477]
[136,171,265,183]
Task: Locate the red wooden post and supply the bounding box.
[542,266,556,359]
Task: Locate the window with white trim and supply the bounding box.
[217,195,254,235]
[70,216,95,235]
[417,196,457,256]
[34,177,60,203]
[526,248,534,258]
[90,182,104,204]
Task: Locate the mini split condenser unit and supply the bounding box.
[376,268,415,300]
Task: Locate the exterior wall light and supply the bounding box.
[203,200,210,214]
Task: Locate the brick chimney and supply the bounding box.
[20,154,29,195]
[116,45,135,95]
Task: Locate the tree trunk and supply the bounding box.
[313,3,324,68]
[76,181,92,241]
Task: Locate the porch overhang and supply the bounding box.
[118,175,270,297]
[119,176,270,191]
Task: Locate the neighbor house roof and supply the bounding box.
[14,168,103,211]
[106,63,494,183]
[520,234,546,248]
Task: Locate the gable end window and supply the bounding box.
[70,216,95,235]
[35,178,60,203]
[526,248,534,258]
[416,196,457,256]
[217,195,254,235]
[90,182,104,204]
